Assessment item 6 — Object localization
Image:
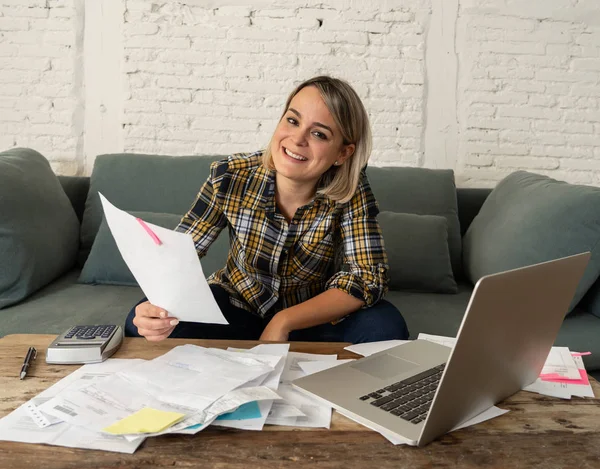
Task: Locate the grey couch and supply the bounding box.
[1,150,599,377]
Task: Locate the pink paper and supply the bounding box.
[541,369,589,386]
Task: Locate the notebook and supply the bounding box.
[293,252,591,446]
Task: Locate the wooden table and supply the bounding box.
[1,334,600,469]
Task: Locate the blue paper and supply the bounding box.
[216,401,262,421]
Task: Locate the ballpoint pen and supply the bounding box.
[20,346,37,380]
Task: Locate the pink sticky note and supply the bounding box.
[571,352,592,357]
[136,218,162,246]
[539,372,563,380]
[541,369,589,386]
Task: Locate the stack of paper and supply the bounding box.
[524,350,595,399]
[0,344,353,453]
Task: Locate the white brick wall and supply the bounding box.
[0,0,80,175]
[1,0,600,188]
[119,1,430,165]
[456,0,600,187]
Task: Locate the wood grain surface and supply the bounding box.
[1,334,599,469]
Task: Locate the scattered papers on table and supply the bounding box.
[99,193,227,324]
[0,360,146,454]
[524,354,595,399]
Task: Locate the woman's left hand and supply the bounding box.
[260,313,291,342]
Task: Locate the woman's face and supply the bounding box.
[270,86,354,189]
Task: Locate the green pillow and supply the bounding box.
[463,171,600,313]
[79,211,230,286]
[0,148,79,308]
[580,279,600,319]
[367,166,461,278]
[79,153,223,266]
[379,212,457,293]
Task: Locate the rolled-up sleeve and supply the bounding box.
[325,173,389,307]
[175,161,228,258]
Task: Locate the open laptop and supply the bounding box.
[293,252,591,446]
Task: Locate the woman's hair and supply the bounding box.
[262,75,372,203]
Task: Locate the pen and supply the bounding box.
[20,346,36,380]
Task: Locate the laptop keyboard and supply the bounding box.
[358,364,445,424]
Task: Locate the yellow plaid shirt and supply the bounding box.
[176,151,389,318]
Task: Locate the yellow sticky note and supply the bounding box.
[103,407,185,435]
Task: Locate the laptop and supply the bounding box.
[293,252,591,446]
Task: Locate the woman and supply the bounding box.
[125,76,409,343]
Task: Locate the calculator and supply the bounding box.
[45,324,123,364]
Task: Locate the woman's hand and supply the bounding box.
[259,313,291,342]
[133,301,179,342]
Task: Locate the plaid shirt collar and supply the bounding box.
[243,162,335,220]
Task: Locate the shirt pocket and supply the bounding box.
[289,232,335,283]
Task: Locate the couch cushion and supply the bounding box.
[79,153,224,266]
[379,212,457,293]
[80,212,181,286]
[367,166,461,277]
[580,278,600,319]
[0,148,80,309]
[0,269,143,335]
[80,211,230,286]
[463,171,600,313]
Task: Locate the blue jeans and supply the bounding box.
[125,285,409,344]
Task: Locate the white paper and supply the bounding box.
[570,355,595,398]
[265,352,337,428]
[99,193,227,324]
[139,386,281,437]
[523,380,572,399]
[417,333,457,349]
[0,359,146,453]
[0,406,144,454]
[344,340,411,357]
[213,344,290,431]
[524,355,595,399]
[450,406,510,431]
[541,347,580,380]
[41,346,276,436]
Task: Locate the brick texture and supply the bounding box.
[1,0,599,188]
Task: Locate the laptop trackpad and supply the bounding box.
[351,354,420,380]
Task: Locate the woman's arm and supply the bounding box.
[176,160,228,257]
[260,289,364,341]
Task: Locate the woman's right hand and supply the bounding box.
[133,301,179,342]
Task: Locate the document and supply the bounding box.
[266,352,338,428]
[99,193,227,324]
[0,359,146,453]
[540,347,580,380]
[344,340,411,357]
[417,333,457,348]
[41,345,277,436]
[524,354,595,399]
[213,344,290,431]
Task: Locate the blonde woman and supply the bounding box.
[126,76,409,343]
